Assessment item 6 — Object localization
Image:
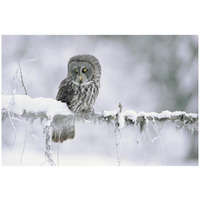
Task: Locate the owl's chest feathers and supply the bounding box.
[68,80,99,112]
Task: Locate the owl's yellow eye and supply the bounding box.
[82,68,87,73]
[75,69,78,73]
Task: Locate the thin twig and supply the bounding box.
[7,111,17,150]
[16,58,28,95]
[20,127,28,163]
[114,123,121,166]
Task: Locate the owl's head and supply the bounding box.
[68,54,101,85]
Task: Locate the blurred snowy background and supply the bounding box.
[2,35,198,166]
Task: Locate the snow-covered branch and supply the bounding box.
[2,94,198,165]
[2,94,198,131]
[2,94,72,120]
[102,109,198,131]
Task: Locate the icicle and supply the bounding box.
[148,118,159,143]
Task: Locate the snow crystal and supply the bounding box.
[2,95,72,118]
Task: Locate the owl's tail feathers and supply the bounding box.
[51,115,75,143]
[52,126,75,143]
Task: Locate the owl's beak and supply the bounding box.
[79,76,83,81]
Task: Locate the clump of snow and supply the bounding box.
[122,110,137,122]
[2,95,72,118]
[173,111,185,115]
[158,110,172,119]
[145,112,159,118]
[185,113,198,118]
[137,111,146,117]
[103,110,118,117]
[118,110,138,129]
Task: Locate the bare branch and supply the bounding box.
[16,58,28,95]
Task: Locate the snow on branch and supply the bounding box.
[2,94,72,120]
[103,110,198,131]
[2,94,198,131]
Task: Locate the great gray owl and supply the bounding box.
[52,54,101,142]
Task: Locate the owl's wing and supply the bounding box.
[53,78,75,143]
[56,78,74,106]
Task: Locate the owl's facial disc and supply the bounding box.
[69,61,94,84]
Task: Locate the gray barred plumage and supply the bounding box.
[52,54,101,143]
